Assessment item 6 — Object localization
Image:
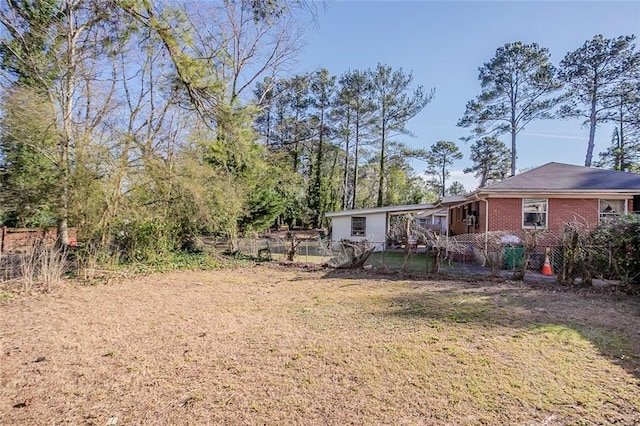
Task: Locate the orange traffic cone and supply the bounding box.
[542,247,553,276]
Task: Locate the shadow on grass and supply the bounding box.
[317,266,640,381]
[378,283,640,380]
[319,263,492,284]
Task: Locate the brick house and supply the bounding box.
[442,162,640,236]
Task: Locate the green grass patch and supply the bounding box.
[366,250,433,273]
[0,291,15,301]
[120,251,235,274]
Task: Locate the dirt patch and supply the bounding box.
[1,265,639,425]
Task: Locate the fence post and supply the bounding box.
[1,226,5,254]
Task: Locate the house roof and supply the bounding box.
[476,162,640,193]
[325,203,438,218]
[437,195,469,206]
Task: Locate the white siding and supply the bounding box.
[329,213,388,251]
[330,216,352,244]
[366,213,388,250]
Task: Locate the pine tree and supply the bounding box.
[308,69,336,228]
[559,35,640,167]
[370,64,433,206]
[464,137,511,187]
[458,42,562,176]
[335,69,375,209]
[424,140,463,198]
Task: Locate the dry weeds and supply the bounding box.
[1,265,639,425]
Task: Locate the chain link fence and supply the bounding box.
[2,225,633,287]
[445,230,562,276]
[214,230,565,275]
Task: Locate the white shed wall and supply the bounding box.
[329,212,388,251]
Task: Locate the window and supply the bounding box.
[523,198,547,228]
[599,199,626,220]
[351,217,366,236]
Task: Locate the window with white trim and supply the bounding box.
[523,198,547,228]
[599,199,626,220]
[351,217,366,236]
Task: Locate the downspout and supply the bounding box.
[385,212,389,251]
[472,193,489,266]
[445,209,450,238]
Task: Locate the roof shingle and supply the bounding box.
[480,162,640,192]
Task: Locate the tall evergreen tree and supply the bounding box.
[370,63,434,207]
[0,0,62,227]
[464,136,511,187]
[335,69,375,209]
[596,127,640,172]
[424,140,463,198]
[446,181,466,196]
[595,78,640,171]
[458,41,562,176]
[559,35,640,167]
[308,68,336,228]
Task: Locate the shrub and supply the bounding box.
[557,222,590,285]
[20,239,67,292]
[587,215,640,291]
[113,220,177,262]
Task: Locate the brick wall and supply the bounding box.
[487,198,522,232]
[1,227,78,253]
[548,198,599,230]
[483,197,633,233]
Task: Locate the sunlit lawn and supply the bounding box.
[1,265,639,424]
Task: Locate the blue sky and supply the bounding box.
[295,1,640,190]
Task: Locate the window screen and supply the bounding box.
[523,198,547,228]
[599,199,626,219]
[351,217,366,236]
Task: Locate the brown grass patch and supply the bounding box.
[1,265,639,425]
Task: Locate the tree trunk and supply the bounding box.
[441,159,446,197]
[585,87,598,167]
[377,108,386,207]
[618,101,625,171]
[431,248,440,274]
[341,109,351,210]
[510,125,517,177]
[293,110,300,172]
[352,113,360,209]
[57,1,77,246]
[311,106,325,228]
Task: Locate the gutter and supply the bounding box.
[479,189,639,196]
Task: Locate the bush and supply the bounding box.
[121,251,231,274]
[113,220,177,262]
[557,222,590,285]
[587,215,640,291]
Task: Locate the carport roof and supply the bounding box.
[325,203,438,218]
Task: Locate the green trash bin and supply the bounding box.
[503,244,524,270]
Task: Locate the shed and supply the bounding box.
[325,203,439,251]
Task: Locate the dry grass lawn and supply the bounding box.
[1,264,639,425]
